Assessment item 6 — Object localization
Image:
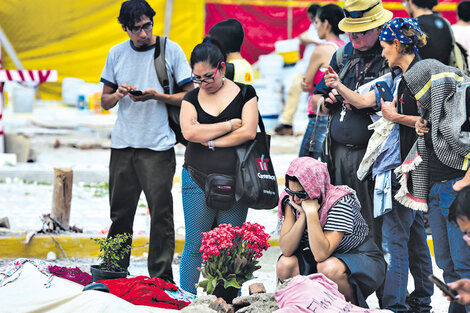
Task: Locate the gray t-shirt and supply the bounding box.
[101,39,191,150]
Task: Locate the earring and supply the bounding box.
[222,75,225,84]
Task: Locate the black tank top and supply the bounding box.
[183,82,257,175]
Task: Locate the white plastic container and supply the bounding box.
[258,54,284,80]
[275,38,300,64]
[253,78,283,131]
[12,85,35,113]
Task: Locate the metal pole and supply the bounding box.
[163,0,174,37]
[0,26,23,70]
[0,38,4,153]
[287,1,292,39]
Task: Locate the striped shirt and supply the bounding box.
[323,194,368,253]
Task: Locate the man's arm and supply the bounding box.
[130,81,195,107]
[101,83,134,111]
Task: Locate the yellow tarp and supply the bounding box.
[0,0,205,100]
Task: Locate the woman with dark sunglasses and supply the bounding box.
[178,38,259,295]
[276,157,385,307]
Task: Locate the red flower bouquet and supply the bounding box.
[198,222,271,294]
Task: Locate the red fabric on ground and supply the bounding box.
[99,276,190,310]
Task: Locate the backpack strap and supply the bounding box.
[240,84,265,133]
[336,44,361,82]
[225,62,235,81]
[154,36,170,94]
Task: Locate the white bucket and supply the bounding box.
[275,39,300,64]
[260,114,279,132]
[258,54,284,79]
[253,78,283,117]
[12,86,35,113]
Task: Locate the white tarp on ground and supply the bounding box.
[0,262,178,313]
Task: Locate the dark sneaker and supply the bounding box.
[275,124,293,136]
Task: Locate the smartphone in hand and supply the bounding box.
[129,89,143,96]
[428,275,459,301]
[375,81,394,102]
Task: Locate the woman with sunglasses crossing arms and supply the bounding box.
[178,38,259,294]
[276,157,385,307]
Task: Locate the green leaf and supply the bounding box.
[223,276,240,289]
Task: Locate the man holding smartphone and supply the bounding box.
[309,0,391,256]
[100,0,194,282]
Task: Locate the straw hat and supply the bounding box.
[339,0,393,33]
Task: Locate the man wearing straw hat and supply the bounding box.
[310,0,391,284]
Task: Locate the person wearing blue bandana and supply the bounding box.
[325,17,435,312]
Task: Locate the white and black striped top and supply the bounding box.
[323,194,368,253]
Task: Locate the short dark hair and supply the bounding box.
[317,4,345,36]
[449,185,470,223]
[458,1,470,22]
[190,37,226,69]
[285,174,299,188]
[307,3,321,16]
[208,19,245,54]
[118,0,156,28]
[410,0,438,10]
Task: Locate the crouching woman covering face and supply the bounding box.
[276,157,385,307]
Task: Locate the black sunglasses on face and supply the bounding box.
[344,2,379,18]
[285,187,309,199]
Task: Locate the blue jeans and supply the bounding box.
[299,115,328,160]
[428,178,470,313]
[179,168,248,294]
[382,174,433,313]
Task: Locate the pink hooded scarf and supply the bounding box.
[278,157,354,228]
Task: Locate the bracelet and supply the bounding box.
[228,120,234,132]
[208,140,215,151]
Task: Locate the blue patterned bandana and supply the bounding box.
[380,18,423,52]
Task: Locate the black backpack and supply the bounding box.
[153,36,188,146]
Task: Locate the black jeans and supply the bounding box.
[107,147,176,281]
[331,143,382,248]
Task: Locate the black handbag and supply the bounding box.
[205,173,236,211]
[234,112,279,209]
[186,165,235,211]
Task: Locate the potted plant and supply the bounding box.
[198,222,271,303]
[90,233,132,282]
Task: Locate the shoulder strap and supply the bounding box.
[240,84,265,133]
[335,44,346,67]
[225,62,235,81]
[336,44,360,82]
[154,36,170,94]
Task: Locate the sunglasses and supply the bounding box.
[350,28,374,38]
[344,2,379,18]
[285,187,309,199]
[191,62,220,84]
[128,21,153,34]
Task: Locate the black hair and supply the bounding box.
[285,174,299,188]
[208,19,245,54]
[449,185,470,223]
[458,1,470,22]
[307,4,321,16]
[118,0,155,28]
[190,37,226,68]
[316,4,345,36]
[411,0,438,10]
